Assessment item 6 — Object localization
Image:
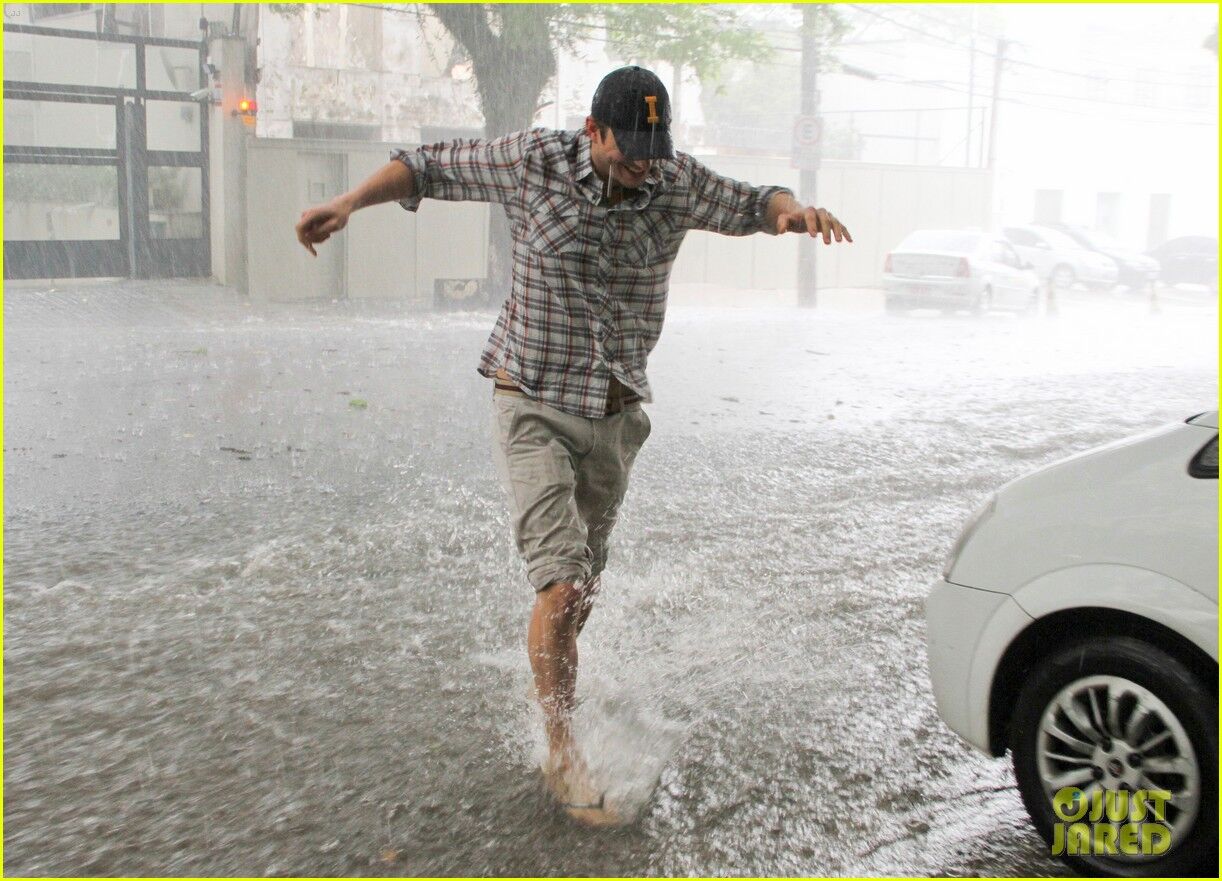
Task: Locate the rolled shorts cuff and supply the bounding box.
[527,557,592,593]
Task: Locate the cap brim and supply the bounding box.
[613,126,674,161]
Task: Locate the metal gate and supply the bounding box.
[3,23,210,279]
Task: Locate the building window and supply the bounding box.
[1033,189,1063,225]
[1147,194,1171,250]
[1096,192,1122,237]
[30,4,93,22]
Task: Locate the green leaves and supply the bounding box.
[599,5,768,85]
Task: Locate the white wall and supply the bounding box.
[241,139,991,303]
[245,138,488,305]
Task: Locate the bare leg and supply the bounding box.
[528,579,619,825]
[528,580,583,762]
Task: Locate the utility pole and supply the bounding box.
[986,38,1007,170]
[965,8,976,167]
[797,3,820,308]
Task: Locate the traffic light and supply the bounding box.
[233,98,256,128]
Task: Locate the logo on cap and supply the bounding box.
[644,95,659,124]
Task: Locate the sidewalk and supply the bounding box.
[2,277,435,328]
[3,276,887,328]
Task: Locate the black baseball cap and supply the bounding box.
[591,66,674,161]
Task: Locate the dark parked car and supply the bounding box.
[1147,236,1218,289]
[1050,224,1160,291]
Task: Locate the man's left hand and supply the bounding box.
[775,204,852,244]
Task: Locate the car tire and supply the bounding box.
[1010,636,1217,878]
[1051,264,1076,290]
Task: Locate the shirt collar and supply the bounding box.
[573,130,596,187]
[572,129,667,207]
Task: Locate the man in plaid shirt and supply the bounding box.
[297,66,851,825]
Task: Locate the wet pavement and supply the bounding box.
[4,279,1217,875]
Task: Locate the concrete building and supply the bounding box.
[254,5,483,144]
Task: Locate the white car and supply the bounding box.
[883,229,1042,314]
[926,412,1218,877]
[1003,224,1120,291]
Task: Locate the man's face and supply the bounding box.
[586,118,652,190]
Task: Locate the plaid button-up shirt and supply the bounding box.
[392,128,792,419]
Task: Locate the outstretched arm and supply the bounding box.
[296,160,414,256]
[764,191,852,244]
[684,154,849,244]
[295,130,532,257]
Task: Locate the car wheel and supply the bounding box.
[1051,264,1076,290]
[1010,636,1217,877]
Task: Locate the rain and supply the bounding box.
[3,3,1217,877]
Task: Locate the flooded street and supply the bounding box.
[4,280,1217,876]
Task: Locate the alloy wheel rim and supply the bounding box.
[1036,674,1200,861]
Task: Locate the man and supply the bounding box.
[296,66,851,826]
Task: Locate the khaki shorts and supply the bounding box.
[491,388,651,592]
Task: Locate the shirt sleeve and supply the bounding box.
[683,154,794,236]
[390,130,532,211]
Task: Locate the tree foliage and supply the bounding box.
[427,3,787,136]
[597,4,768,86]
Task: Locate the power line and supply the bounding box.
[868,71,1215,127]
[896,2,1208,83]
[342,3,1215,124]
[766,56,1214,121]
[844,3,1212,89]
[357,2,1212,93]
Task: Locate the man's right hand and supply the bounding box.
[295,198,352,257]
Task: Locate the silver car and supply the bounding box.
[882,229,1042,314]
[1003,224,1120,291]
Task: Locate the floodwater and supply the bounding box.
[3,280,1217,876]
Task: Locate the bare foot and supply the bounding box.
[541,750,622,827]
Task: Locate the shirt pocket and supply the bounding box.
[627,211,679,269]
[630,211,679,262]
[526,191,586,256]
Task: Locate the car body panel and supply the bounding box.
[882,265,985,308]
[926,580,1032,752]
[1011,565,1219,661]
[1005,224,1119,288]
[927,414,1219,757]
[946,421,1218,601]
[884,230,1040,311]
[1147,235,1218,286]
[1050,223,1160,287]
